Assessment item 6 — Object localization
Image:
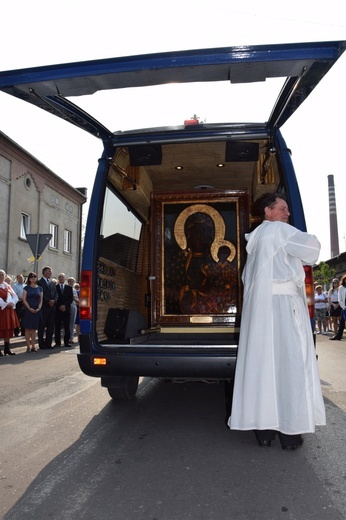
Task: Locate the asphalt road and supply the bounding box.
[0,333,345,520]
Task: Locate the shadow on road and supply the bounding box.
[4,378,345,520]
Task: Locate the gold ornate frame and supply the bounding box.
[151,190,248,326]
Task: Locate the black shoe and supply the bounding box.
[257,439,272,447]
[254,430,276,447]
[329,336,341,341]
[4,350,16,356]
[282,438,304,451]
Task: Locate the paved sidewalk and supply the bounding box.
[315,329,346,399]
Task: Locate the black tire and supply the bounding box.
[107,376,139,400]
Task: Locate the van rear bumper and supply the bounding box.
[77,351,236,379]
[77,334,237,379]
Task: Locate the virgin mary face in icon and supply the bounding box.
[184,212,215,253]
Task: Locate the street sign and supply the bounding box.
[26,233,52,259]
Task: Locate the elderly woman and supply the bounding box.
[67,277,79,345]
[315,285,328,334]
[0,270,20,356]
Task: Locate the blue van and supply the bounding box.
[1,41,345,399]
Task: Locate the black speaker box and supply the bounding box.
[129,144,162,166]
[104,308,146,341]
[225,141,259,162]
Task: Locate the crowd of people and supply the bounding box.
[328,274,346,341]
[0,267,80,357]
[314,275,346,339]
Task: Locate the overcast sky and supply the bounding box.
[1,0,345,262]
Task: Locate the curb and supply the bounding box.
[7,336,27,349]
[4,334,78,351]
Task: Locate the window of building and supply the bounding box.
[50,223,58,249]
[20,212,31,239]
[51,195,60,206]
[64,229,72,253]
[24,174,32,190]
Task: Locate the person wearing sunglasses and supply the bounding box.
[22,272,43,352]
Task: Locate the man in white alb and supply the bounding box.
[228,193,326,450]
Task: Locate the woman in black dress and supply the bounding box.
[22,272,43,352]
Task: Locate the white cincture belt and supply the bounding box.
[272,281,299,296]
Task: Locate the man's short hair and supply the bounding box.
[256,192,287,218]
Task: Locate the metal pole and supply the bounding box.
[34,233,39,274]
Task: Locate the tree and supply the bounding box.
[313,261,336,289]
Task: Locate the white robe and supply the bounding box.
[228,220,326,434]
[0,283,18,310]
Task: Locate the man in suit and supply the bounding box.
[37,266,57,349]
[55,273,74,347]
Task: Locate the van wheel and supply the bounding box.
[107,376,139,400]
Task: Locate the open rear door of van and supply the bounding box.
[1,41,345,139]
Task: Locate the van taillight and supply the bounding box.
[304,265,315,319]
[80,270,92,320]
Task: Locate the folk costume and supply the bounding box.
[0,281,20,355]
[228,220,326,435]
[0,283,20,338]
